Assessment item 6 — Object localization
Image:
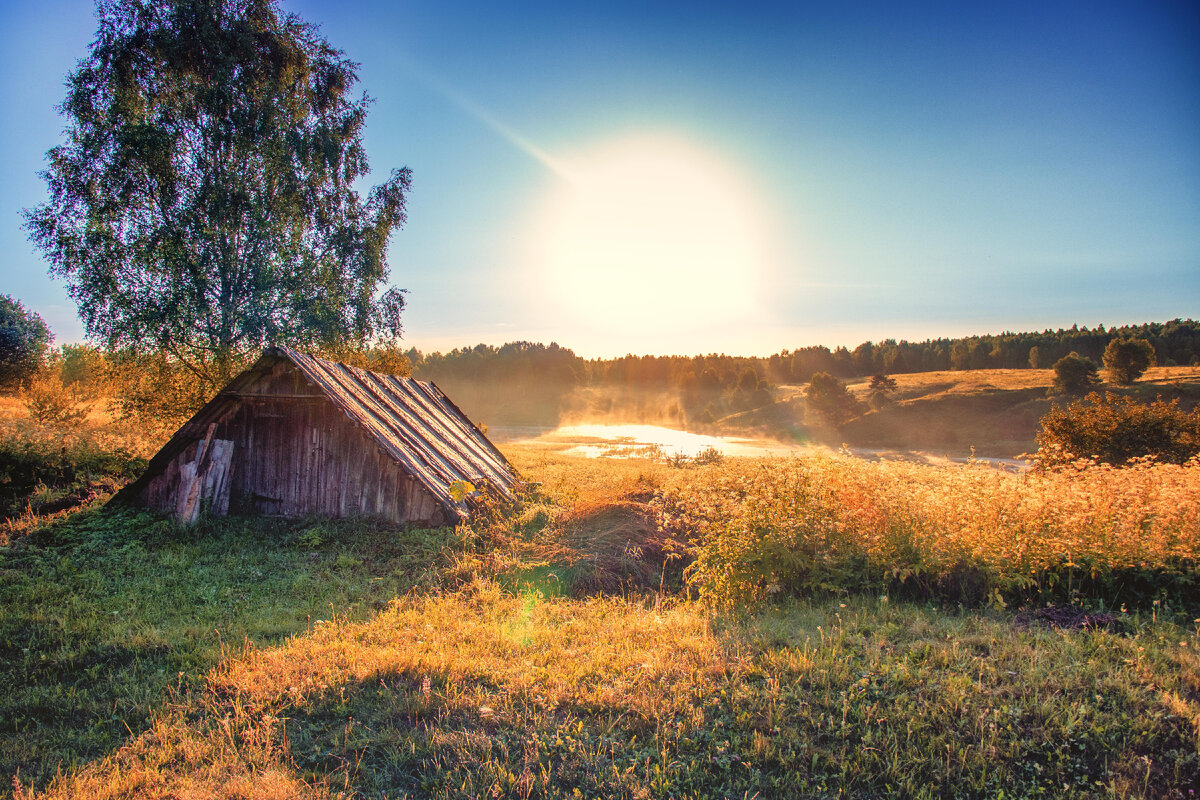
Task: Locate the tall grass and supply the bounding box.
[5,444,1200,797]
[657,453,1200,609]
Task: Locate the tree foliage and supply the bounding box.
[1051,352,1101,395]
[1102,337,1156,386]
[24,0,411,394]
[759,320,1197,381]
[805,371,864,428]
[0,295,52,391]
[867,373,898,410]
[1034,393,1200,468]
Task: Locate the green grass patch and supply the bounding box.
[0,508,463,791]
[216,592,1200,798]
[5,443,1200,798]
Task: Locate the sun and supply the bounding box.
[536,135,766,351]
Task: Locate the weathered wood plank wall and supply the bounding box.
[136,358,449,525]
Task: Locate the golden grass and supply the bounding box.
[214,582,723,719]
[10,420,1200,797]
[505,445,674,508]
[14,718,321,800]
[659,452,1200,606]
[19,580,1200,798]
[838,365,1200,399]
[22,583,727,800]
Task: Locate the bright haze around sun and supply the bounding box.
[533,135,772,355]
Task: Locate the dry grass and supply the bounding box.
[835,366,1200,457]
[14,717,322,800]
[839,365,1200,400]
[505,445,673,508]
[659,451,1200,608]
[780,366,1200,457]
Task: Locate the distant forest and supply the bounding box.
[411,319,1200,427]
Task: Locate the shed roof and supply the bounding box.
[117,346,517,519]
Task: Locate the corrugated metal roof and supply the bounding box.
[274,346,516,515]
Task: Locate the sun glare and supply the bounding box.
[537,136,766,350]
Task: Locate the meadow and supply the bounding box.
[2,375,1199,798]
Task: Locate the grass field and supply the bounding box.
[2,438,1198,798]
[794,366,1200,457]
[2,371,1200,798]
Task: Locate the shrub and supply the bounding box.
[0,295,52,391]
[805,371,864,427]
[1034,392,1200,468]
[105,349,217,438]
[867,373,898,410]
[1102,337,1156,385]
[0,425,146,523]
[656,453,1200,609]
[58,343,110,394]
[23,371,92,429]
[1051,351,1101,395]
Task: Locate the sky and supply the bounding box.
[1,0,1197,358]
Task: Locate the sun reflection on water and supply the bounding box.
[521,423,802,459]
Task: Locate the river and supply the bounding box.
[494,423,1028,469]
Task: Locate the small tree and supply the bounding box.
[0,295,52,391]
[867,373,897,410]
[24,372,92,430]
[1034,393,1200,468]
[1051,352,1101,395]
[1027,345,1041,369]
[59,343,110,396]
[805,372,864,428]
[1102,337,1156,385]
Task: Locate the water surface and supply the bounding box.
[511,423,804,458]
[504,422,1027,469]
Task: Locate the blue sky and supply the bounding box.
[1,0,1197,357]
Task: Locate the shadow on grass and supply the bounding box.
[0,507,461,794]
[275,599,1200,800]
[283,666,711,799]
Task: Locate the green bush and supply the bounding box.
[0,429,145,521]
[1034,392,1200,468]
[1102,337,1156,385]
[22,372,92,428]
[0,295,51,391]
[1051,351,1101,395]
[805,372,864,427]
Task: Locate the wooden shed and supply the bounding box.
[114,346,517,525]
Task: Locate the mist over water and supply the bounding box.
[500,420,1028,469]
[516,423,803,458]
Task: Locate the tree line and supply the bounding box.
[407,319,1200,392]
[402,320,1198,428]
[761,319,1200,382]
[412,345,777,426]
